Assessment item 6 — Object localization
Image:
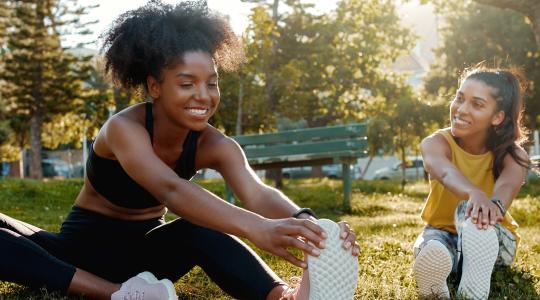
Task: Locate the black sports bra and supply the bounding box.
[86,102,200,209]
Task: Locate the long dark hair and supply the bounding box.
[460,67,529,179]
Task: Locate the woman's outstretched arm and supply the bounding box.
[103,117,325,268]
[199,127,358,255]
[491,149,527,212]
[421,132,501,229]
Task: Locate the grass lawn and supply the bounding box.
[0,178,539,299]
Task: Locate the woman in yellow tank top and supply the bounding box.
[412,67,530,300]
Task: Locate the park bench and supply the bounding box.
[227,123,367,211]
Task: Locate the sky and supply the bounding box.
[72,0,437,66]
[72,0,340,50]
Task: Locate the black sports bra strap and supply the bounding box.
[175,130,200,179]
[145,102,154,144]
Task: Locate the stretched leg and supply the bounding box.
[0,212,158,300]
[412,225,457,299]
[144,218,358,300]
[455,201,499,300]
[143,218,284,300]
[0,212,77,292]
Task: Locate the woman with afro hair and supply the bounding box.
[0,1,359,299]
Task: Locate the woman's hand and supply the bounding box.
[466,190,504,229]
[338,221,360,256]
[247,218,326,268]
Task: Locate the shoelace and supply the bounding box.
[280,276,302,300]
[123,290,145,300]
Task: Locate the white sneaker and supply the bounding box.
[111,271,178,300]
[306,219,359,300]
[413,240,452,299]
[457,218,498,300]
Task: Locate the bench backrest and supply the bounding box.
[233,123,367,161]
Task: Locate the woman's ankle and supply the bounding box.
[272,269,310,300]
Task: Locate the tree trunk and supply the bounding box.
[263,0,280,112]
[400,148,406,191]
[29,108,43,179]
[399,128,406,190]
[235,75,244,136]
[27,1,45,180]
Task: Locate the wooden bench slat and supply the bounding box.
[233,123,366,145]
[243,138,367,158]
[247,150,366,166]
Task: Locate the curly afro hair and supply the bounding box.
[101,0,244,90]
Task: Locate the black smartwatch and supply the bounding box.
[292,208,317,219]
[491,198,506,216]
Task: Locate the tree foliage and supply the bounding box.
[473,0,540,49]
[424,0,540,128]
[218,0,417,134]
[0,0,95,178]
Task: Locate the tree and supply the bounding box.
[424,0,540,128]
[473,0,540,49]
[213,30,270,135]
[1,0,94,179]
[242,0,280,106]
[218,0,422,184]
[274,0,416,128]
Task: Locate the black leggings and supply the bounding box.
[0,206,282,299]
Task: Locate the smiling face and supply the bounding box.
[450,79,505,142]
[148,51,220,131]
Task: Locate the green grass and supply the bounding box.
[0,178,539,299]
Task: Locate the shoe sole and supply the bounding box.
[307,219,358,300]
[413,240,451,299]
[457,218,498,300]
[138,271,178,300]
[159,278,178,300]
[137,271,159,283]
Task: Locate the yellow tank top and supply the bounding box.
[421,129,520,243]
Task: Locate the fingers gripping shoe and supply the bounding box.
[413,240,452,299]
[306,219,359,300]
[457,218,499,300]
[111,271,178,300]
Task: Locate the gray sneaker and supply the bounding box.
[111,271,178,300]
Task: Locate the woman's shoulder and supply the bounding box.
[196,125,245,168]
[504,145,529,166]
[421,128,452,158]
[198,124,235,149]
[113,102,147,122]
[93,103,148,158]
[101,105,146,139]
[423,128,452,146]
